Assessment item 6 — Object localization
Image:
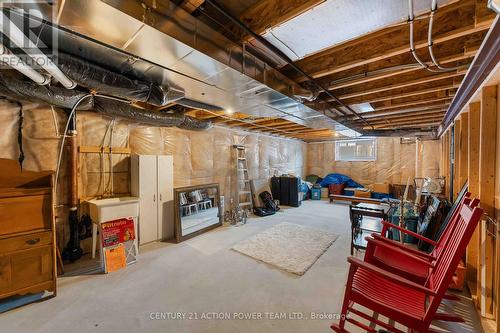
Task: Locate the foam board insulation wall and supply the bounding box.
[307,138,441,187]
[0,100,307,248]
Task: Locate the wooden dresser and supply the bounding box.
[0,158,56,301]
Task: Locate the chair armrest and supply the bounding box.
[381,221,438,246]
[347,257,436,296]
[371,234,435,260]
[365,236,434,267]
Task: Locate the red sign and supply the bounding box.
[101,218,135,248]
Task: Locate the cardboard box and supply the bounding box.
[321,188,329,198]
[373,183,390,194]
[354,189,371,198]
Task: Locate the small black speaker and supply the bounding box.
[271,176,281,201]
[280,176,290,206]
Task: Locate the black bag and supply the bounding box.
[253,207,275,217]
[259,191,280,212]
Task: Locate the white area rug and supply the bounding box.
[232,222,338,276]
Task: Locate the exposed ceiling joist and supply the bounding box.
[327,83,459,105]
[179,0,205,13]
[367,113,446,125]
[324,48,478,91]
[291,0,494,82]
[371,96,454,112]
[335,70,466,100]
[231,0,325,40]
[371,121,442,130]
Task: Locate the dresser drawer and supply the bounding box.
[0,245,53,295]
[0,194,52,235]
[0,231,52,253]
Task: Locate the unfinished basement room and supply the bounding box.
[0,0,499,332]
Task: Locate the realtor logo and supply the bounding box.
[0,0,59,69]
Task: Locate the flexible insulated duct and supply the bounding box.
[94,98,212,130]
[93,98,185,127]
[56,53,185,106]
[0,76,212,130]
[178,114,213,131]
[0,73,94,110]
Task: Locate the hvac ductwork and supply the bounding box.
[93,98,185,127]
[0,72,94,110]
[56,53,185,107]
[92,98,213,130]
[0,72,212,130]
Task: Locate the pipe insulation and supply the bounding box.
[93,98,184,126]
[0,11,76,89]
[93,98,212,130]
[0,44,50,85]
[177,113,214,131]
[0,72,94,110]
[56,53,185,106]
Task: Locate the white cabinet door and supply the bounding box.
[157,155,174,240]
[137,155,158,245]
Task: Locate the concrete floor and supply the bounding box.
[1,200,483,332]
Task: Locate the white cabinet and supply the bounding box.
[131,155,174,245]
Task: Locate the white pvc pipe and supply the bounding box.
[0,43,50,85]
[0,12,76,89]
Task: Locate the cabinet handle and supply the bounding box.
[153,194,156,202]
[160,194,162,201]
[26,238,40,245]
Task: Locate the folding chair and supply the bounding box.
[331,202,483,333]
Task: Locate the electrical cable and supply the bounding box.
[408,0,441,72]
[54,94,93,203]
[16,101,24,170]
[54,93,130,202]
[428,0,460,71]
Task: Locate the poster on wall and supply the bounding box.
[101,218,135,248]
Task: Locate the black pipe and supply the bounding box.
[201,0,374,130]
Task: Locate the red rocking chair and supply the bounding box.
[331,202,483,333]
[364,195,478,285]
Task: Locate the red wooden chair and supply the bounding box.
[364,196,478,285]
[331,202,483,333]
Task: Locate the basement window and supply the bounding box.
[335,138,377,162]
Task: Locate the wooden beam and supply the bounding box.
[459,111,469,196]
[478,85,497,318]
[369,122,442,130]
[453,118,461,198]
[232,0,325,39]
[79,146,131,154]
[179,0,205,13]
[362,112,446,125]
[442,129,450,198]
[479,85,497,219]
[370,116,444,127]
[335,71,465,100]
[294,4,493,82]
[370,97,454,112]
[349,108,448,122]
[325,49,478,91]
[335,83,460,105]
[467,102,480,298]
